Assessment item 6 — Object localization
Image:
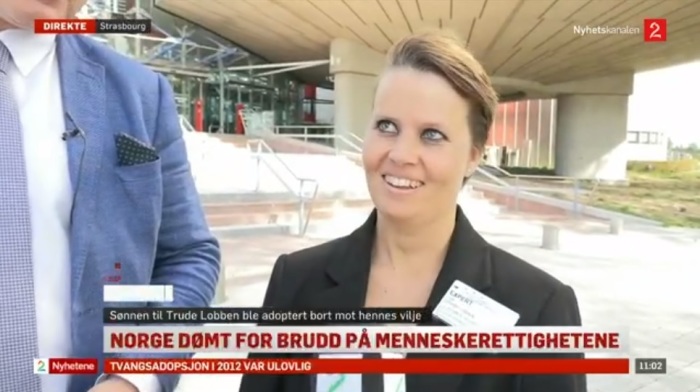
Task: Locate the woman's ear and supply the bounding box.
[463,167,472,181]
[464,147,482,178]
[462,161,479,187]
[462,165,476,186]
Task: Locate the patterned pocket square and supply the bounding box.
[115,133,158,166]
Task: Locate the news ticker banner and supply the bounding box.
[35,19,151,34]
[103,326,629,354]
[104,307,430,324]
[33,357,668,375]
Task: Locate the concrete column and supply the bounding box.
[609,218,624,235]
[541,225,560,250]
[555,94,628,180]
[329,39,384,139]
[550,73,634,181]
[333,73,377,139]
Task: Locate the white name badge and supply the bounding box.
[433,280,520,327]
[316,354,362,392]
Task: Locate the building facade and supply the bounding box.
[488,100,557,168]
[626,130,669,161]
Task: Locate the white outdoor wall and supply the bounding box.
[315,87,334,124]
[628,61,700,146]
[626,135,669,162]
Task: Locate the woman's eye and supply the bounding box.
[422,129,445,141]
[376,120,398,134]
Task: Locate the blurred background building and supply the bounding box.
[79,0,700,172]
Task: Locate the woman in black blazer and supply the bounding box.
[240,31,586,392]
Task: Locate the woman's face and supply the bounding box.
[362,67,480,222]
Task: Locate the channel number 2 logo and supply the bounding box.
[644,19,667,42]
[33,359,48,374]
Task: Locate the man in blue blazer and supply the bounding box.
[0,1,220,392]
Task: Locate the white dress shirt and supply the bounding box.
[0,29,158,392]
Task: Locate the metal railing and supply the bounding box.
[509,175,596,215]
[271,126,362,156]
[179,115,196,133]
[256,124,600,220]
[474,166,511,187]
[250,124,622,224]
[481,164,513,178]
[472,167,599,217]
[346,133,364,147]
[274,125,333,138]
[246,139,319,236]
[259,126,659,224]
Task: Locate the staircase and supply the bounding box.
[184,130,372,236]
[183,128,502,237]
[203,192,373,237]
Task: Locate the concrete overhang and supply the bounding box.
[156,0,700,96]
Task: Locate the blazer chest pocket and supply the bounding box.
[112,159,163,230]
[114,158,163,205]
[115,158,162,182]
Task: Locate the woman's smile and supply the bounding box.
[382,174,425,193]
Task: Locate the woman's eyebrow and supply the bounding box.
[374,114,447,130]
[373,114,400,123]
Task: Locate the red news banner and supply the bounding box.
[35,19,151,34]
[36,358,630,375]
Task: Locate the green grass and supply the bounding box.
[585,167,700,228]
[502,161,700,227]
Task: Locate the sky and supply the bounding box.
[627,60,700,146]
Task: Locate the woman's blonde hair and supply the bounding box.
[385,31,498,151]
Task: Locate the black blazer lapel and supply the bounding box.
[425,206,493,309]
[304,213,376,392]
[312,208,496,392]
[308,210,377,310]
[407,206,495,392]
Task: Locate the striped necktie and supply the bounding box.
[0,41,42,391]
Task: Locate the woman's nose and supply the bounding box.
[387,136,419,165]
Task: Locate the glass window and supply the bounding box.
[649,132,658,144]
[639,132,649,144]
[627,131,639,143]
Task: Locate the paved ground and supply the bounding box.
[177,213,700,392]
